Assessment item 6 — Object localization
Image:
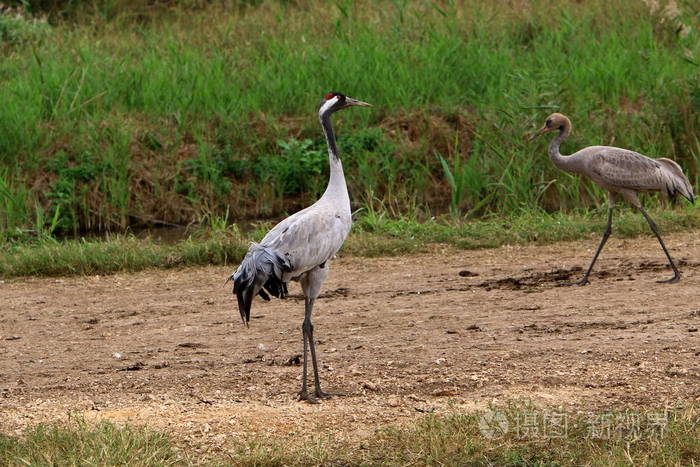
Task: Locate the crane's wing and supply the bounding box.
[588,148,667,191]
[656,158,695,202]
[260,206,351,275]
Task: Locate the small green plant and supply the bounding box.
[438,152,467,216]
[184,142,234,199]
[254,138,326,199]
[198,207,231,233]
[45,150,106,234]
[31,203,61,240]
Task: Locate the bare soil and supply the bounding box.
[2,232,700,449]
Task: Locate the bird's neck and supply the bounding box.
[548,124,578,173]
[320,113,350,208]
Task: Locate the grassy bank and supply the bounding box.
[1,205,697,278]
[2,405,698,465]
[0,0,699,236]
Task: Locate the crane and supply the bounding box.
[529,113,694,285]
[229,92,371,403]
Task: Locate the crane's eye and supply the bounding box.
[325,93,335,100]
[545,119,552,126]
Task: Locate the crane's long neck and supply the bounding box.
[548,121,579,173]
[319,112,350,208]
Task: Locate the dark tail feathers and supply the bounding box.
[230,243,292,327]
[658,158,695,204]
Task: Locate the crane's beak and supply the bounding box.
[345,97,372,108]
[527,125,551,141]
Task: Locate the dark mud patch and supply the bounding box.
[469,259,700,291]
[474,267,583,290]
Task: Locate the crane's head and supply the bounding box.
[318,92,371,117]
[528,113,572,141]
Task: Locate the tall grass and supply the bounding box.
[0,0,699,235]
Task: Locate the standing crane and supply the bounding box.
[229,92,371,403]
[529,113,694,285]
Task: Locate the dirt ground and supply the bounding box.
[2,231,700,449]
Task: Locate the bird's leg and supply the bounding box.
[305,298,326,398]
[298,266,342,401]
[563,206,614,286]
[638,206,681,283]
[304,298,341,399]
[298,299,319,404]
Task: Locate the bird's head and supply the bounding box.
[528,113,572,141]
[318,92,371,117]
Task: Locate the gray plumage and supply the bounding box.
[553,145,694,203]
[229,92,371,403]
[530,113,694,284]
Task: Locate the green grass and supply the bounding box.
[0,226,251,277]
[2,205,698,278]
[360,405,700,466]
[2,405,698,466]
[0,0,699,235]
[0,419,184,466]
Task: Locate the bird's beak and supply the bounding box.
[527,125,551,141]
[345,97,372,107]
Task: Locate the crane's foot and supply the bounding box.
[315,389,345,400]
[298,390,321,404]
[656,273,680,284]
[558,277,590,287]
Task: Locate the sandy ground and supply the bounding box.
[1,231,700,449]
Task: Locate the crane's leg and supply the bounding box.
[638,206,681,283]
[564,203,615,286]
[297,265,339,403]
[304,297,337,399]
[298,297,319,404]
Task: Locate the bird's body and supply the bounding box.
[258,174,351,283]
[530,113,694,284]
[549,145,693,202]
[229,92,370,403]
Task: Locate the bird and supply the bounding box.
[529,113,694,285]
[228,92,371,403]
